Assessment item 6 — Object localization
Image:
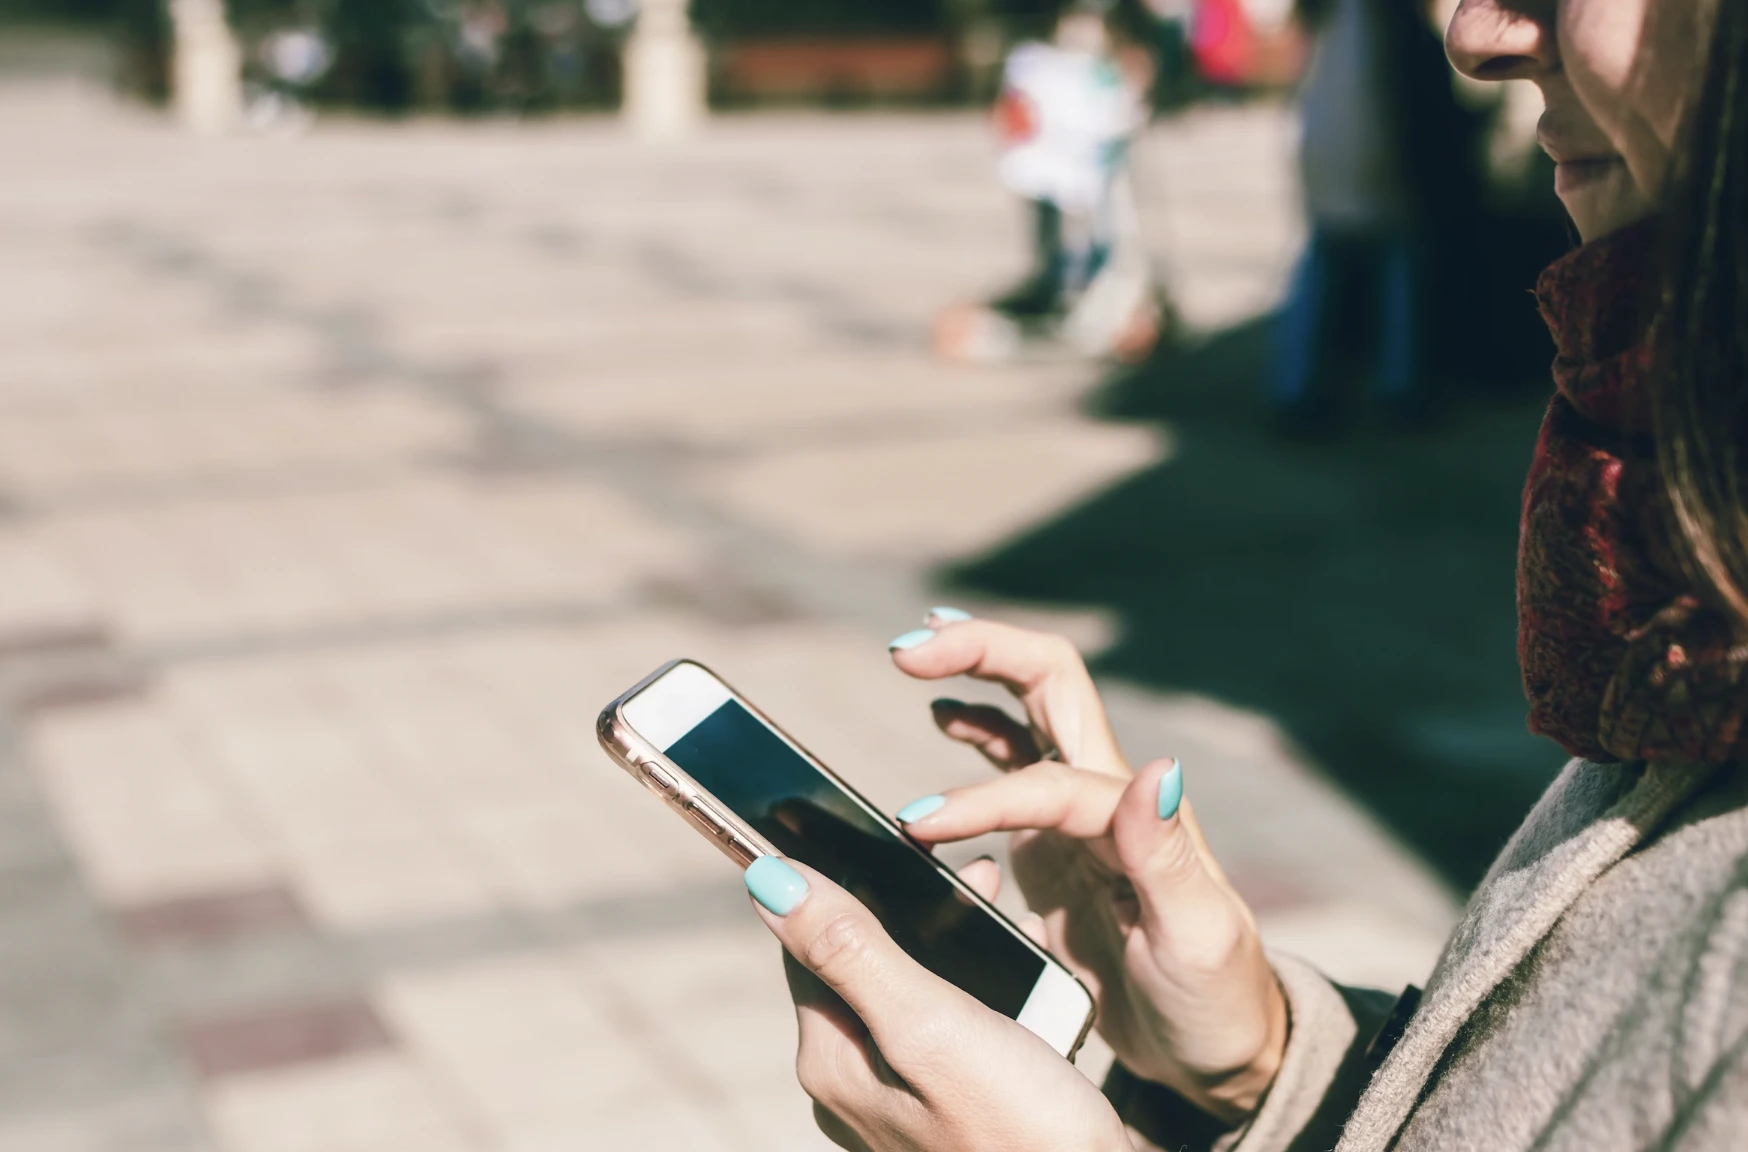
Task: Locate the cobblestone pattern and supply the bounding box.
[0,83,1452,1152]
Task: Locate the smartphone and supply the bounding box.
[598,659,1096,1059]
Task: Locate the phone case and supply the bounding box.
[596,659,1095,1059]
[597,659,776,869]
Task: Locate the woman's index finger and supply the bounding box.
[891,619,1090,696]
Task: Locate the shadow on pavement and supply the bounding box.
[940,313,1574,891]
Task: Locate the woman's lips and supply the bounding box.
[1537,115,1624,196]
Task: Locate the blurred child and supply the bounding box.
[935,0,1172,365]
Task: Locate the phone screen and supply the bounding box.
[663,698,1046,1018]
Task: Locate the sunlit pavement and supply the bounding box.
[0,81,1457,1152]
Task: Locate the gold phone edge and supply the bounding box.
[596,659,776,869]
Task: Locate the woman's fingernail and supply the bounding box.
[928,606,974,623]
[896,794,947,823]
[1157,762,1184,821]
[889,629,937,651]
[745,856,809,916]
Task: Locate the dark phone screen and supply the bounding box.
[664,699,1044,1019]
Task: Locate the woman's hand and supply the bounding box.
[744,855,1134,1152]
[888,614,1288,1125]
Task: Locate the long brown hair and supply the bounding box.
[1657,0,1748,628]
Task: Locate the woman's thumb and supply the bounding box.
[1110,759,1232,947]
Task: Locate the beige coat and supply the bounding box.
[1108,758,1748,1151]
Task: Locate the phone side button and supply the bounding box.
[684,799,732,843]
[642,763,680,798]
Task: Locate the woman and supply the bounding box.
[744,0,1748,1148]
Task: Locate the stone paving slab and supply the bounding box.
[503,353,1088,449]
[20,475,697,647]
[0,77,1452,1152]
[702,421,1169,561]
[0,398,463,505]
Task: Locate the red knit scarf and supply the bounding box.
[1520,218,1748,764]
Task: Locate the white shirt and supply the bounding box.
[997,43,1145,216]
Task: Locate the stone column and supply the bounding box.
[622,0,707,142]
[169,0,242,135]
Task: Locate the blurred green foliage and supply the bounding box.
[0,0,121,19]
[690,0,952,39]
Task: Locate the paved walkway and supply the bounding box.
[0,81,1457,1152]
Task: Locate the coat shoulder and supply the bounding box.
[1474,759,1633,887]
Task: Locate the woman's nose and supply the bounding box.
[1445,0,1557,82]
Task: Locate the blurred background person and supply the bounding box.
[530,1,588,108]
[238,2,332,133]
[449,0,507,112]
[935,0,1174,366]
[1269,0,1485,436]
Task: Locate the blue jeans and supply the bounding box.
[1271,228,1420,407]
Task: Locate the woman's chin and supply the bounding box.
[1556,161,1653,242]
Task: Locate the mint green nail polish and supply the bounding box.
[1157,763,1184,821]
[928,606,974,623]
[896,795,947,823]
[889,628,937,651]
[745,856,808,916]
